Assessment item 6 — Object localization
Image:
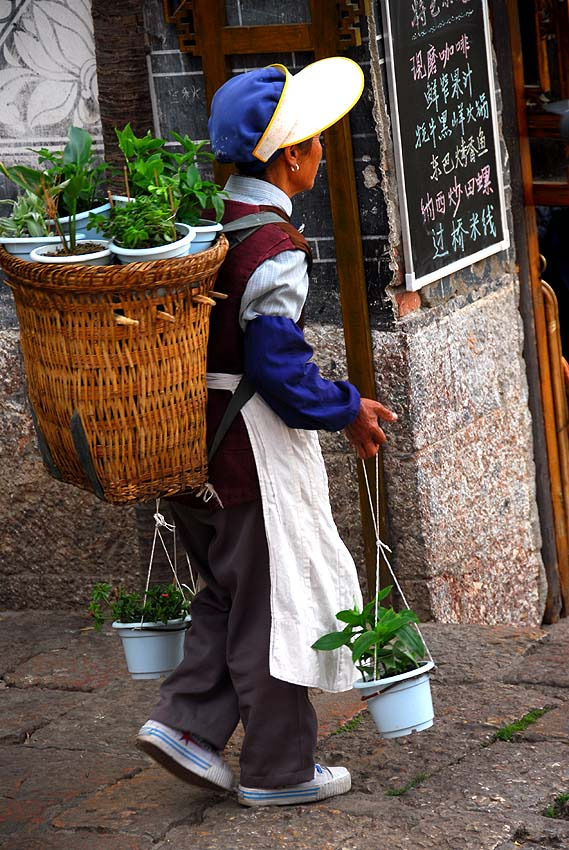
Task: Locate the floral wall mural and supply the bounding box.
[0,0,103,192]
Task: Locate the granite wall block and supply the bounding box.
[372,281,546,624]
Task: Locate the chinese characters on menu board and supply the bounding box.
[381,0,509,290]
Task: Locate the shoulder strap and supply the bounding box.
[222,212,287,249]
[208,375,255,463]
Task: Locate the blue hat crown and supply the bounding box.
[208,66,285,164]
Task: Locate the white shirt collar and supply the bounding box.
[224,175,292,217]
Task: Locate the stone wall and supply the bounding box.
[0,0,140,610]
[373,279,546,624]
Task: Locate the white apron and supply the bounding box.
[207,373,363,693]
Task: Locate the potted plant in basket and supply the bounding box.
[88,191,194,263]
[114,123,226,254]
[89,581,193,680]
[1,126,111,266]
[312,585,435,738]
[0,187,65,259]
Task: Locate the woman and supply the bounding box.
[137,58,397,807]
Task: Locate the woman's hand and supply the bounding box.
[344,398,398,459]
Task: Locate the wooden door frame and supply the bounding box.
[490,0,566,621]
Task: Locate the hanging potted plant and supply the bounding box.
[115,124,225,254]
[312,585,435,738]
[89,581,193,680]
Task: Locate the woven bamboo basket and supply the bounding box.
[0,236,228,504]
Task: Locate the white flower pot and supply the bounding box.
[188,220,223,254]
[354,660,435,738]
[0,235,80,261]
[109,222,195,264]
[29,239,111,267]
[51,202,112,240]
[112,617,190,680]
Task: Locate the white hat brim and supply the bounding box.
[253,57,364,162]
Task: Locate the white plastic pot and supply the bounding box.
[29,239,111,267]
[188,220,222,254]
[0,235,81,261]
[354,660,435,738]
[109,222,195,264]
[51,202,111,240]
[112,617,190,680]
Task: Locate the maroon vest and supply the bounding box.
[174,200,312,508]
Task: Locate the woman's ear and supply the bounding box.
[282,146,297,170]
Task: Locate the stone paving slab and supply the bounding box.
[503,622,569,691]
[0,611,89,676]
[395,740,569,830]
[4,629,127,692]
[0,685,83,744]
[8,830,154,850]
[0,745,145,843]
[51,766,219,838]
[29,680,158,753]
[420,623,548,684]
[521,704,569,742]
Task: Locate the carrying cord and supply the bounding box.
[140,499,196,629]
[360,455,435,669]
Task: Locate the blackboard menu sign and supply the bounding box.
[381,0,509,290]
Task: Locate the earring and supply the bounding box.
[290,163,300,173]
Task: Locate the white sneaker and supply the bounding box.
[237,764,351,807]
[137,720,235,791]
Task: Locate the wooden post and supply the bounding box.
[503,0,567,619]
[310,0,389,597]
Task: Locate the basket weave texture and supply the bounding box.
[1,236,228,504]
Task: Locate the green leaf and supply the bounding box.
[311,630,351,651]
[351,629,381,662]
[63,126,92,168]
[211,193,225,222]
[335,609,364,626]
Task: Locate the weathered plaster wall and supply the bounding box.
[0,0,140,609]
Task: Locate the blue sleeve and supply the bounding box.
[243,316,361,431]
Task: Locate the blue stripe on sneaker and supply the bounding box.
[240,789,319,799]
[141,727,212,770]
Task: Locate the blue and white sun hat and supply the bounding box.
[208,57,364,166]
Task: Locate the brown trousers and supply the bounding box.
[150,499,317,788]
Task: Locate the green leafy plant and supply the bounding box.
[0,189,52,237]
[165,131,226,225]
[88,582,192,631]
[115,124,225,226]
[311,586,426,682]
[1,126,107,252]
[89,195,179,249]
[33,126,107,217]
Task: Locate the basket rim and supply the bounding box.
[0,234,229,294]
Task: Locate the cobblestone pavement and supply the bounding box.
[1,610,569,849]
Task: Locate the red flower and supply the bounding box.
[161,593,169,597]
